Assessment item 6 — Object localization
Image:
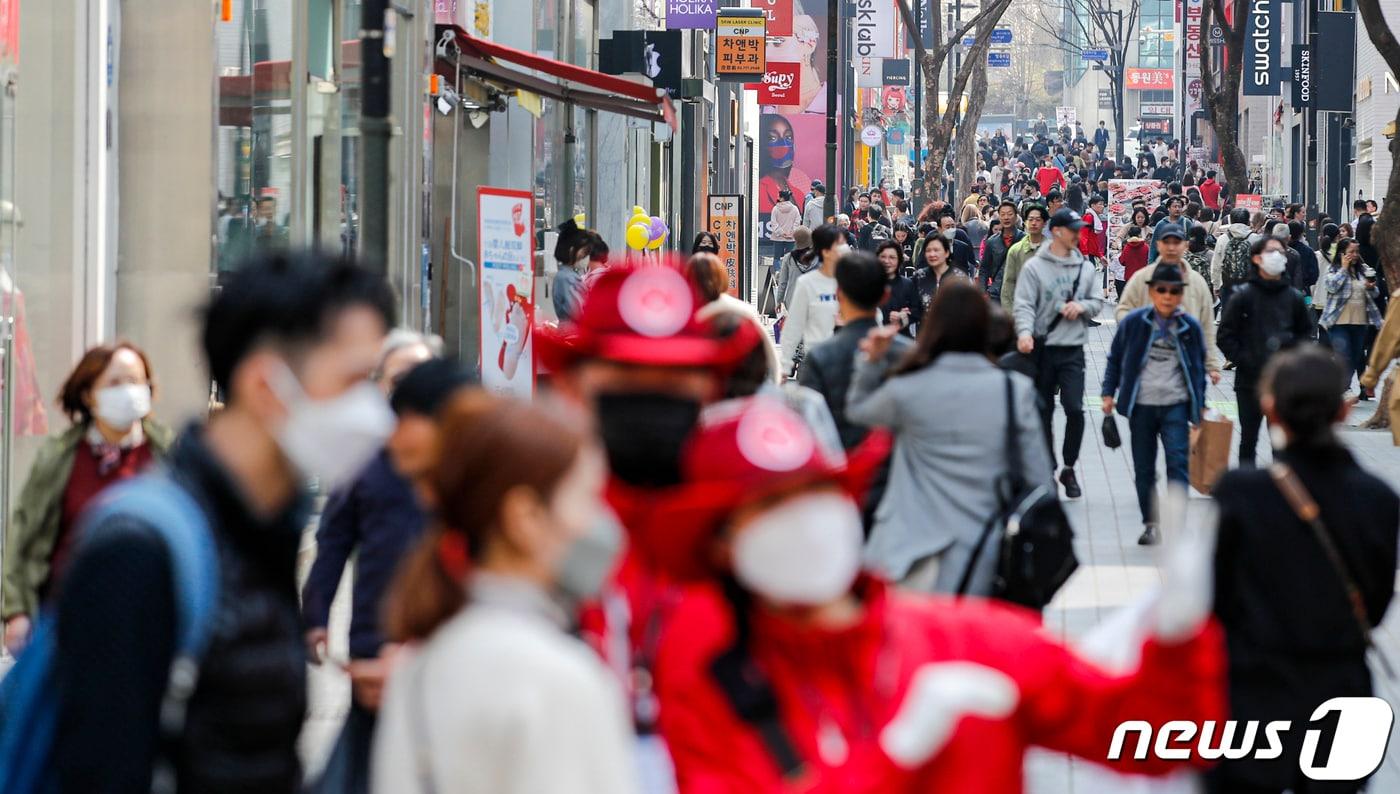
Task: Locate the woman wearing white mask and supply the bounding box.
[2,342,171,653]
[910,233,968,331]
[779,223,849,379]
[650,397,1226,792]
[1217,237,1314,468]
[373,392,638,794]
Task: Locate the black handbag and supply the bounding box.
[956,373,1079,610]
[1101,414,1122,449]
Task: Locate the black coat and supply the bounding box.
[982,228,1025,299]
[799,317,912,451]
[53,428,311,793]
[879,275,920,338]
[1211,443,1399,788]
[1216,275,1314,386]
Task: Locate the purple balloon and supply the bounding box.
[648,216,667,241]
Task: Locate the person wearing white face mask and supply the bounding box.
[373,393,637,794]
[40,251,395,793]
[2,341,172,654]
[780,223,848,378]
[1217,237,1315,467]
[647,397,1227,792]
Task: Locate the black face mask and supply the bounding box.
[595,392,702,488]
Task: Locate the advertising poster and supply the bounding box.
[1235,193,1263,212]
[747,61,801,104]
[749,0,793,36]
[477,188,536,398]
[707,195,745,295]
[1106,180,1162,268]
[757,0,840,249]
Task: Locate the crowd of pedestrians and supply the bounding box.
[3,156,1400,794]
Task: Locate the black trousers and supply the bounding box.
[1236,382,1265,467]
[1037,345,1086,469]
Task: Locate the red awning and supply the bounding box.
[435,25,677,131]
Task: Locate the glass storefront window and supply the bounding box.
[215,0,295,276]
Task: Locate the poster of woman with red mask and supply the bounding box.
[758,113,814,215]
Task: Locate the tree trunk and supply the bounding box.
[1199,0,1248,198]
[954,0,996,201]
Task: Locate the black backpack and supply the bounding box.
[1221,236,1252,286]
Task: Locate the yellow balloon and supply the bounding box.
[632,205,647,216]
[646,233,665,250]
[573,213,586,227]
[626,223,651,250]
[628,213,650,229]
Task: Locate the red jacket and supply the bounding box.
[656,579,1226,793]
[1199,179,1222,210]
[1078,210,1104,258]
[1035,167,1065,197]
[1120,240,1150,282]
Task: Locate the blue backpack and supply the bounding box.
[0,473,220,794]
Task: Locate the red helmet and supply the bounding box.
[635,396,890,580]
[536,260,758,373]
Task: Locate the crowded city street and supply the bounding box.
[7,0,1400,792]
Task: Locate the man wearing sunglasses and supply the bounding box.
[1102,264,1209,545]
[1116,222,1222,382]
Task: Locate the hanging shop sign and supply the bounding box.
[856,56,883,88]
[746,61,801,104]
[1098,88,1114,109]
[599,30,683,95]
[1126,68,1173,90]
[860,124,884,147]
[477,187,536,398]
[748,0,793,36]
[1243,0,1279,96]
[1184,0,1204,115]
[854,0,897,60]
[667,0,719,30]
[716,8,766,80]
[1291,41,1312,110]
[1235,194,1263,212]
[882,58,910,86]
[1313,11,1355,112]
[1141,103,1174,116]
[707,195,745,296]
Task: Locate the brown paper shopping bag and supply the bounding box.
[1189,413,1234,494]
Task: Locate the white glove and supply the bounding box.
[879,662,1020,769]
[1152,483,1218,643]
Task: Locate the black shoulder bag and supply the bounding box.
[1002,263,1089,387]
[956,373,1079,609]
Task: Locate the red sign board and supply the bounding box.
[746,62,801,104]
[749,0,793,37]
[0,0,18,65]
[1126,68,1175,90]
[1235,194,1263,212]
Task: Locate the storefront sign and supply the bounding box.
[1184,0,1203,115]
[1244,0,1279,96]
[854,0,897,59]
[1141,103,1174,116]
[856,56,882,88]
[667,0,719,29]
[1235,193,1263,212]
[860,124,884,147]
[1292,42,1312,109]
[1055,106,1077,127]
[477,187,535,398]
[1126,68,1173,89]
[1142,118,1173,135]
[707,195,744,296]
[600,30,683,95]
[882,58,910,86]
[1098,88,1114,109]
[1314,11,1355,112]
[0,0,18,65]
[716,8,766,79]
[747,61,801,104]
[748,0,792,36]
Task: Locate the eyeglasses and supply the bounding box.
[1152,286,1184,296]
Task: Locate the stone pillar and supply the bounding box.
[115,0,214,423]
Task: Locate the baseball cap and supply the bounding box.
[1156,222,1187,241]
[1048,208,1086,231]
[1147,264,1186,286]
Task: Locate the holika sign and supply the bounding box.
[667,0,719,29]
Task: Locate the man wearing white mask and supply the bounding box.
[1217,237,1315,467]
[780,223,848,378]
[43,251,395,793]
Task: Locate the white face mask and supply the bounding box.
[269,362,396,492]
[942,228,957,241]
[94,384,151,430]
[555,507,624,605]
[1259,250,1288,277]
[834,243,852,257]
[732,492,863,606]
[574,253,590,270]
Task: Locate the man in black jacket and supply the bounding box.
[1217,236,1314,467]
[984,199,1024,300]
[51,251,396,794]
[1287,220,1319,296]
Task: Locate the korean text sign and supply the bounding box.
[707,194,744,296]
[716,9,766,79]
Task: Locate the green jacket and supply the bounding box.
[999,235,1045,312]
[3,419,174,619]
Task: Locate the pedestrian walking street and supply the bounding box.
[299,306,1400,792]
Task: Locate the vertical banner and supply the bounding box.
[1184,0,1204,117]
[477,188,536,398]
[667,0,720,29]
[856,56,882,88]
[1313,11,1355,112]
[1106,180,1163,267]
[716,8,767,80]
[854,0,897,60]
[749,0,792,36]
[1291,41,1312,110]
[1243,0,1279,96]
[707,195,745,295]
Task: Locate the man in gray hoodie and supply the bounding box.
[1013,208,1106,499]
[1211,207,1254,309]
